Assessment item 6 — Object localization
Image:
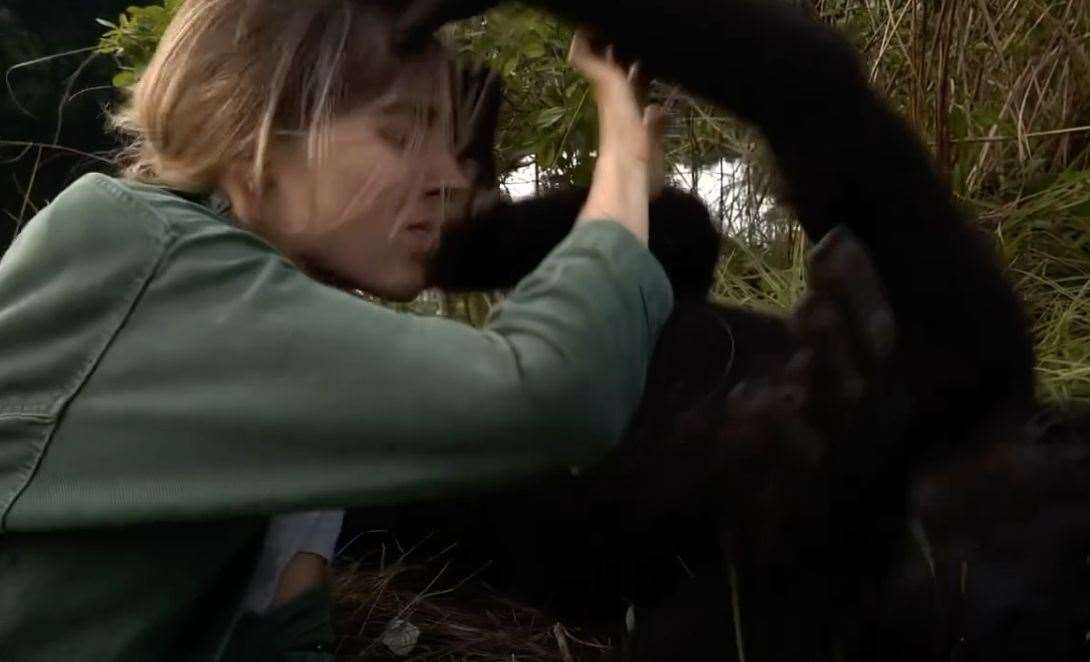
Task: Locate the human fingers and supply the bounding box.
[567,31,609,81]
[643,104,667,197]
[567,32,634,92]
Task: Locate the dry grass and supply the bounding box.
[702,0,1090,402]
[837,0,1090,402]
[330,539,613,661]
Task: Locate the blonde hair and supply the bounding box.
[110,0,452,197]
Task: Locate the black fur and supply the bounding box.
[431,186,721,301]
[343,2,1090,660]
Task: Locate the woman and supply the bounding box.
[0,1,670,659]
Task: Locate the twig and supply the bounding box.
[0,141,115,165]
[944,124,1090,145]
[4,46,99,119]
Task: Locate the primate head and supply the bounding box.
[111,0,475,301]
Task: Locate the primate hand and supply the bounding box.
[449,61,505,219]
[717,227,906,569]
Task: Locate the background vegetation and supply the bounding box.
[0,0,131,250]
[4,0,1089,401]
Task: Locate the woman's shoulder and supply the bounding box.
[6,173,278,269]
[0,173,289,323]
[46,172,238,238]
[0,173,289,418]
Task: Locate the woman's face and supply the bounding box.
[240,54,472,301]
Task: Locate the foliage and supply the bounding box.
[450,6,593,188]
[0,1,132,243]
[95,0,181,87]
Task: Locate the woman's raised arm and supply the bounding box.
[0,173,672,531]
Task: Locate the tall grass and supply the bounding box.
[710,0,1090,403]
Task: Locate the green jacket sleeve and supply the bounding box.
[0,173,673,531]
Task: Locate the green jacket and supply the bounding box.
[0,173,673,660]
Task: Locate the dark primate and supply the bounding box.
[344,0,1090,659]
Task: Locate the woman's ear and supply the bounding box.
[219,161,262,226]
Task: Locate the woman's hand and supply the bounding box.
[568,31,666,245]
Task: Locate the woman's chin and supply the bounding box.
[368,271,427,302]
[382,288,423,303]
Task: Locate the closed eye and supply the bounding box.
[377,125,414,151]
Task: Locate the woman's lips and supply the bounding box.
[405,220,435,232]
[402,220,439,251]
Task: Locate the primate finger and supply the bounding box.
[725,377,817,465]
[455,66,503,167]
[809,226,896,366]
[792,294,867,413]
[468,67,503,130]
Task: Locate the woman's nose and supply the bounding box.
[425,147,474,198]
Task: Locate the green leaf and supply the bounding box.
[537,107,566,129]
[523,42,546,59]
[112,70,135,87]
[537,141,558,168]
